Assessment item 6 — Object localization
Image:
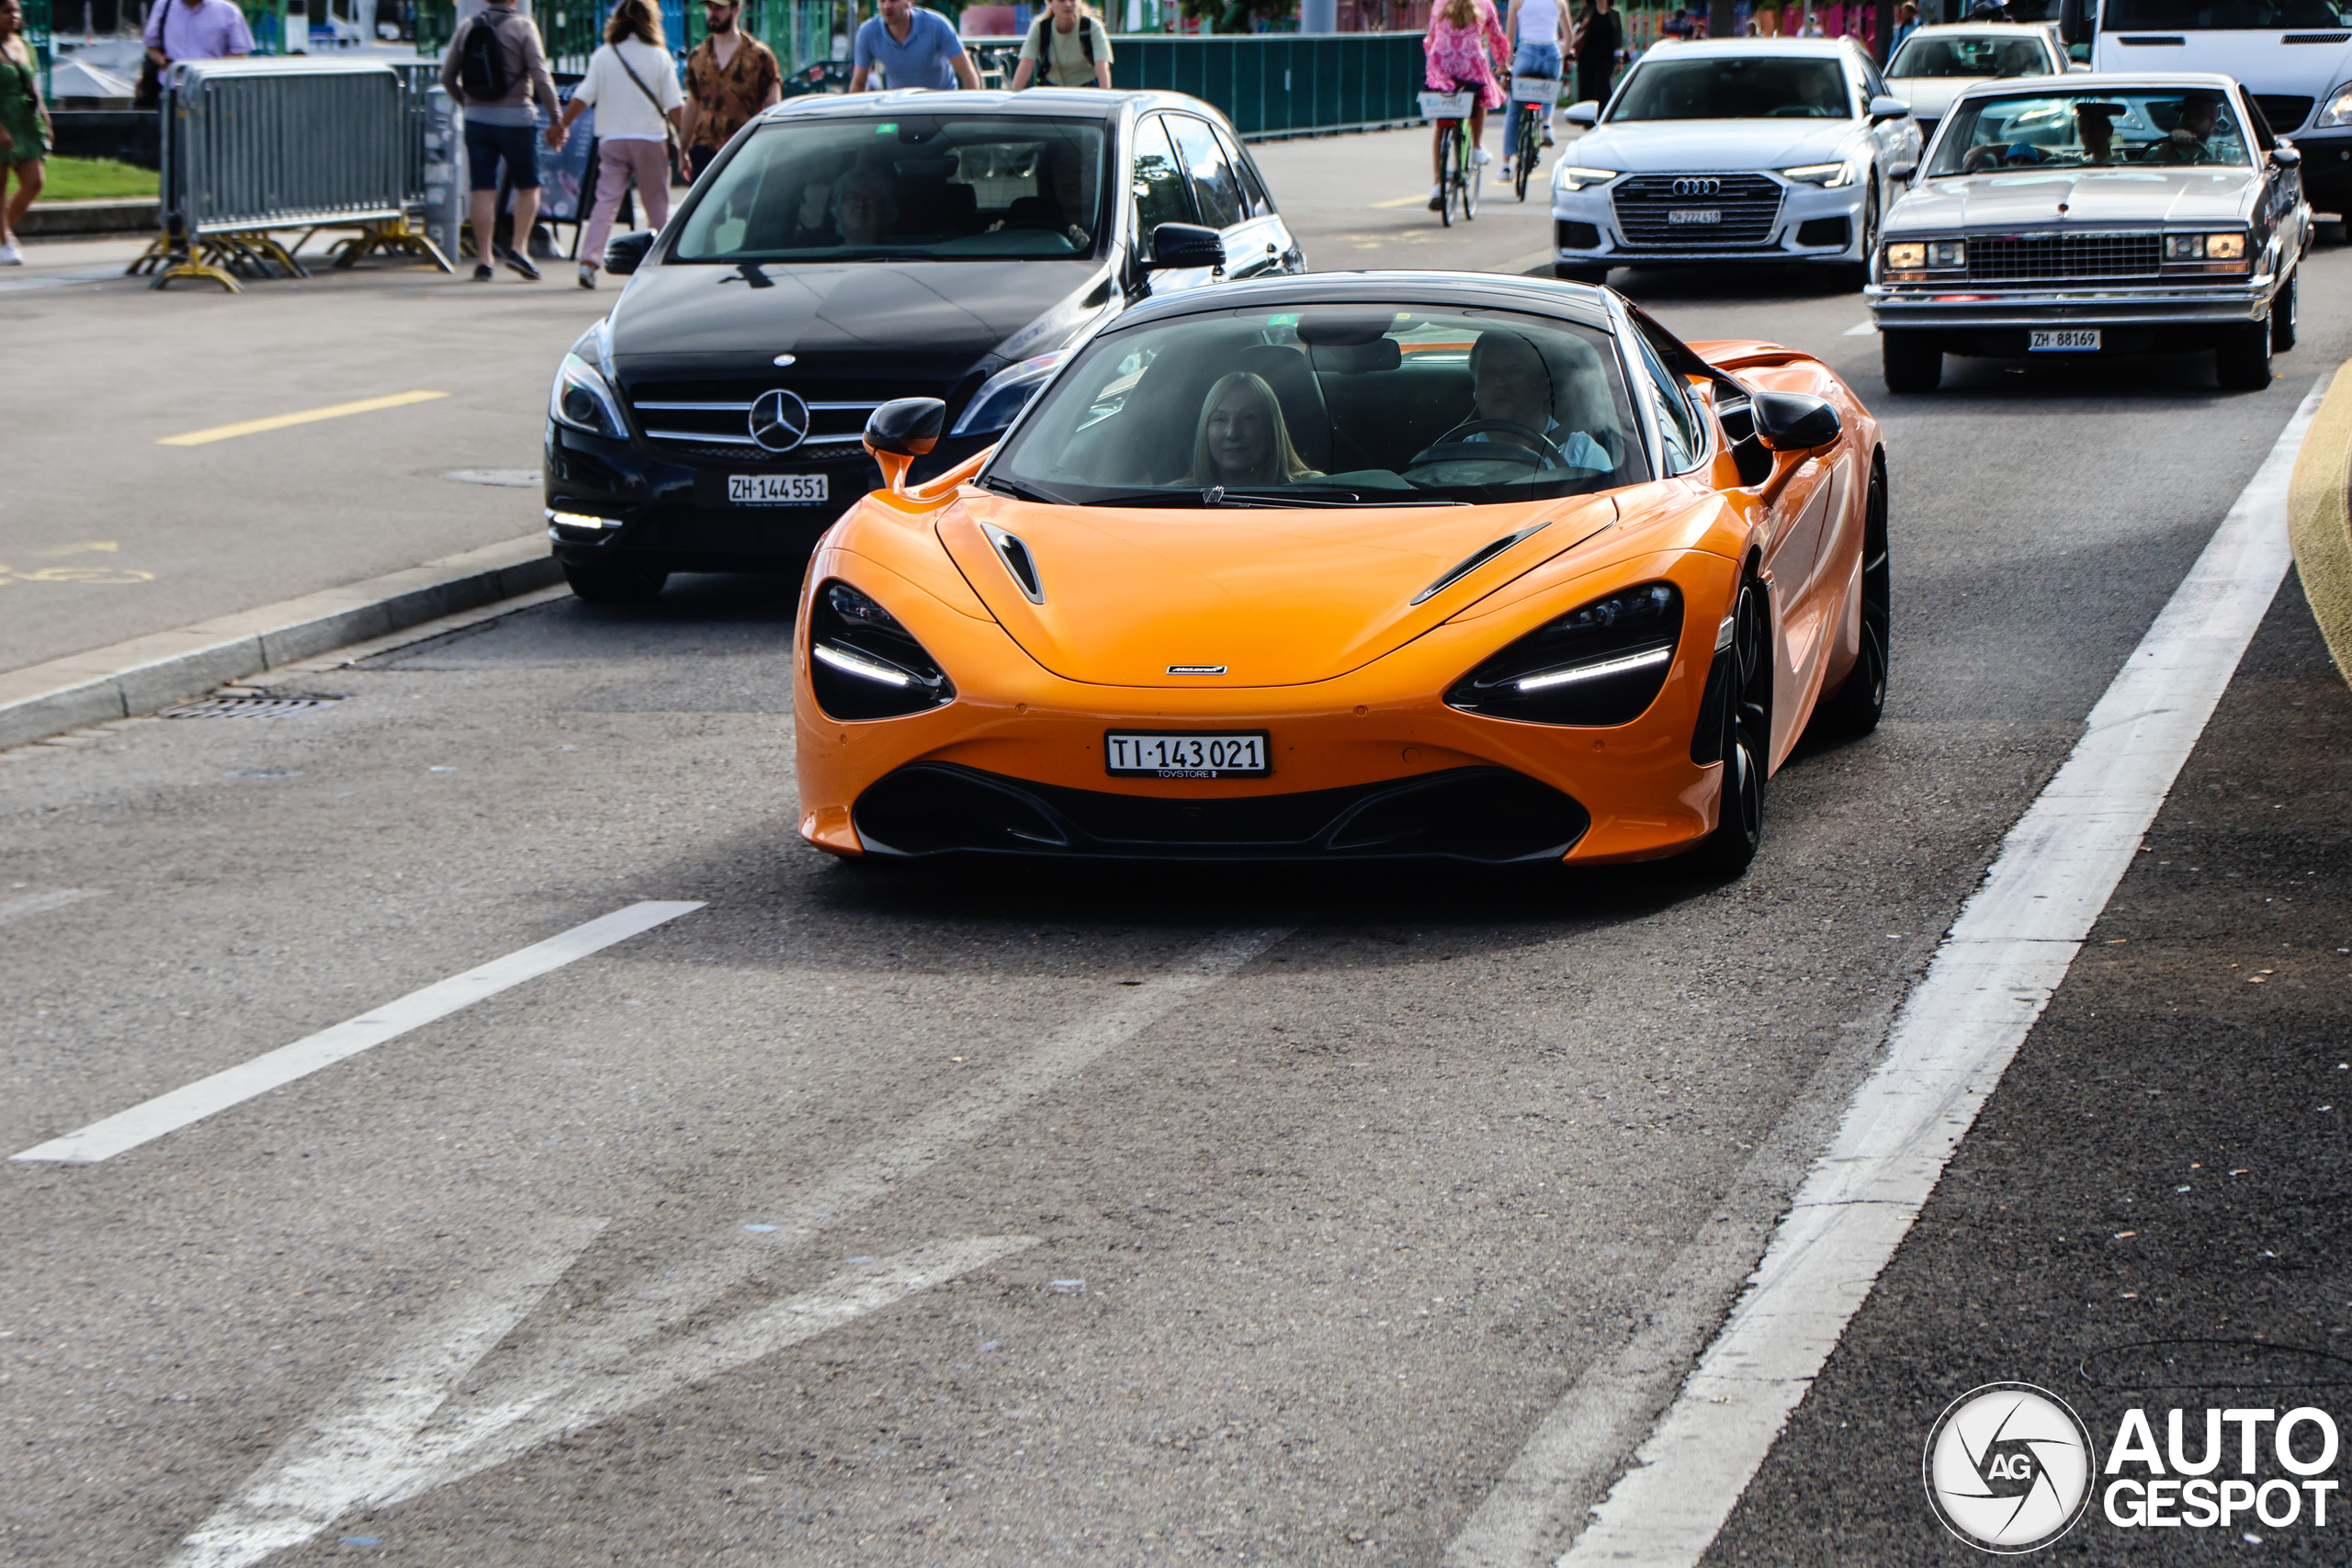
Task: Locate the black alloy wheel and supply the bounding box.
[562,560,669,604]
[2272,269,2299,352]
[1694,578,1769,874]
[2215,312,2275,390]
[1821,457,1891,736]
[1881,329,1941,393]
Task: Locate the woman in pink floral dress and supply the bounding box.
[1423,0,1510,209]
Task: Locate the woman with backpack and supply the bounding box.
[1010,0,1113,91]
[439,0,564,280]
[553,0,686,290]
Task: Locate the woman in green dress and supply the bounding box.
[0,0,51,265]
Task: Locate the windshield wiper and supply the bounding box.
[1216,487,1466,508]
[977,475,1069,505]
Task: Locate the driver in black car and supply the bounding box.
[1459,332,1612,473]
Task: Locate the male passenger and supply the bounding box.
[850,0,981,93]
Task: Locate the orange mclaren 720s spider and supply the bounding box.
[792,272,1888,873]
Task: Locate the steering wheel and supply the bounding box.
[1409,418,1566,470]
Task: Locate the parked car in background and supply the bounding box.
[542,86,1303,602]
[1869,73,2310,391]
[1551,38,1925,284]
[1884,21,2074,144]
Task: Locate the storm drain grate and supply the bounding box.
[162,694,345,719]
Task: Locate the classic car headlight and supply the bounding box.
[1444,582,1682,727]
[548,352,627,439]
[808,581,956,722]
[2164,231,2248,261]
[1782,162,1857,186]
[950,350,1069,437]
[1556,165,1621,191]
[1885,241,1925,270]
[2318,82,2352,129]
[1883,238,1962,275]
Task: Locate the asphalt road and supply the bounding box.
[4,127,2350,1566]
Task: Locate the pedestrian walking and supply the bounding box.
[138,0,251,108]
[0,0,50,266]
[555,0,684,291]
[680,0,780,184]
[849,0,980,93]
[441,0,564,280]
[1894,1,1920,47]
[1011,0,1114,90]
[1570,0,1621,111]
[1499,0,1562,185]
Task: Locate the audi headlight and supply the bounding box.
[1445,582,1682,727]
[1782,162,1857,186]
[549,352,627,439]
[2319,82,2352,128]
[1556,165,1621,191]
[950,350,1069,437]
[808,581,956,721]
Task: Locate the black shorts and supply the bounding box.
[465,118,542,191]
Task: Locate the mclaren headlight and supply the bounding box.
[1782,162,1858,187]
[808,580,955,721]
[549,352,627,439]
[1445,582,1682,727]
[950,350,1069,437]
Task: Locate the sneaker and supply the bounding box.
[472,263,494,282]
[0,239,21,265]
[577,264,598,290]
[1543,130,1556,146]
[1428,185,1444,211]
[1471,147,1493,166]
[499,246,542,282]
[1498,160,1514,180]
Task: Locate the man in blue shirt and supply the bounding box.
[850,0,980,92]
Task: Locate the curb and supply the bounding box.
[2289,357,2352,689]
[0,536,561,750]
[20,197,159,237]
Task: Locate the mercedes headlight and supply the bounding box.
[548,352,627,439]
[808,581,956,721]
[1782,162,1858,186]
[950,350,1069,437]
[1445,582,1682,727]
[2318,82,2352,129]
[1556,166,1621,191]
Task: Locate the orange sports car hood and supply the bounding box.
[936,493,1617,688]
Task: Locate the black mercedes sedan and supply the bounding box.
[542,87,1304,602]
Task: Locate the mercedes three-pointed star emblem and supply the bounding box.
[748,389,811,454]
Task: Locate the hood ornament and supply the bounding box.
[2056,201,2070,214]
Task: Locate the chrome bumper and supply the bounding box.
[1866,279,2274,330]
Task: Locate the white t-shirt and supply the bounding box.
[1516,0,1561,47]
[575,38,684,142]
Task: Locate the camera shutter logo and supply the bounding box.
[1923,1382,2095,1553]
[749,389,812,454]
[1671,176,1722,197]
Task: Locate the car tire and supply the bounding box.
[1820,458,1890,737]
[1881,329,1941,393]
[563,559,669,603]
[1847,178,1880,289]
[1693,579,1767,875]
[2214,315,2274,390]
[2272,269,2299,353]
[1556,263,1610,284]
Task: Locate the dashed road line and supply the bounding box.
[1843,320,1878,336]
[158,391,450,447]
[10,901,704,1164]
[0,887,106,928]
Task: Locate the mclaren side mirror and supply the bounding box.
[1143,222,1227,273]
[1868,96,1912,123]
[1563,101,1600,129]
[1751,389,1842,453]
[603,230,655,276]
[2272,143,2302,168]
[864,397,947,495]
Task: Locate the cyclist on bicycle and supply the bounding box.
[1499,0,1562,186]
[1423,0,1510,210]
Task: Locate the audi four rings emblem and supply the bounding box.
[1670,177,1723,197]
[748,389,812,454]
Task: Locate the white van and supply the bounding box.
[2058,0,2352,212]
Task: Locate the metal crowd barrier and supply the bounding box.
[130,56,451,294]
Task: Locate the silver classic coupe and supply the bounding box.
[1867,73,2311,392]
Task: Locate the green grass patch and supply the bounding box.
[35,155,160,203]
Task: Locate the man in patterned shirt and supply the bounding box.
[680,0,780,182]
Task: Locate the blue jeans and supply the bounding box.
[1503,41,1561,160]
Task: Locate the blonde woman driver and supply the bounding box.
[1186,373,1321,490]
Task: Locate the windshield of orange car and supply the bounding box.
[983,309,1648,506]
[1928,91,2252,175]
[671,116,1108,263]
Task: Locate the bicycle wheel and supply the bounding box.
[1438,124,1459,227]
[1463,138,1480,220]
[1515,111,1539,201]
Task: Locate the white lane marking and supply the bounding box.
[0,887,105,927]
[165,1233,1030,1568]
[1549,373,2331,1566]
[164,1219,607,1568]
[1843,320,1878,336]
[11,901,705,1164]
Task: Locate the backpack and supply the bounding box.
[1028,13,1095,68]
[458,14,514,102]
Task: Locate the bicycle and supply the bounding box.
[1508,73,1560,201]
[1419,88,1481,226]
